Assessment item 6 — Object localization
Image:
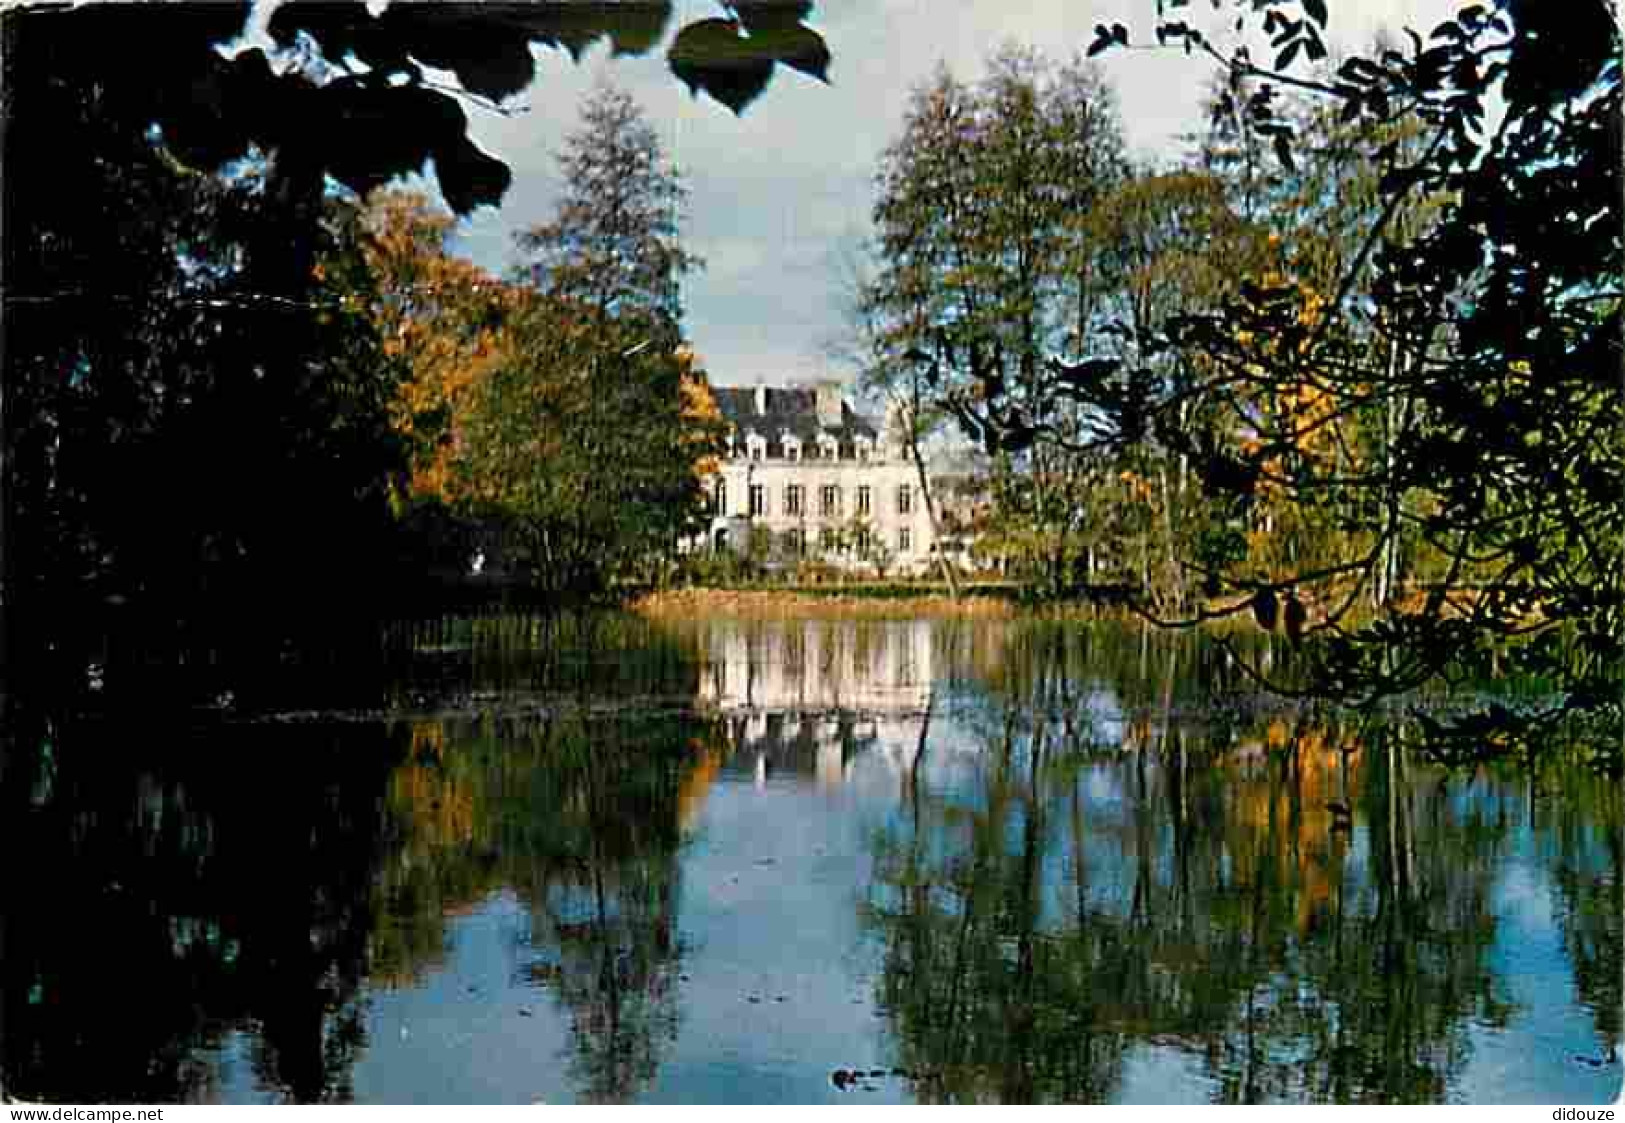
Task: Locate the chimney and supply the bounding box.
[755,383,768,415]
[816,381,843,428]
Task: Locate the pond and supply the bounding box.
[1,613,1618,1104]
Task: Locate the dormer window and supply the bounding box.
[782,432,801,462]
[818,433,839,460]
[855,436,874,462]
[746,432,767,461]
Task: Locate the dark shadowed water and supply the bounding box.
[2,613,1619,1104]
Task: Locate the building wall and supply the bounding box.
[702,455,934,572]
[693,383,940,573]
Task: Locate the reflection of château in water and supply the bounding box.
[694,619,933,788]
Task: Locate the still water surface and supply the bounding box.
[4,614,1619,1103]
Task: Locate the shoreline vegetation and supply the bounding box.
[629,581,1407,629]
[631,584,1115,620]
[634,585,1013,619]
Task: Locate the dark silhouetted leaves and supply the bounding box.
[761,22,832,82]
[668,19,776,113]
[1283,590,1306,643]
[1252,588,1279,632]
[667,12,828,113]
[1087,22,1130,57]
[315,84,512,214]
[268,3,676,101]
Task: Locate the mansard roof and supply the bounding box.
[713,386,880,443]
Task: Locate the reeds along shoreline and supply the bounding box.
[631,587,1018,620]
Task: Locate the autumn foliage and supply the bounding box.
[339,83,721,592]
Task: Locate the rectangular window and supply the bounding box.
[749,484,766,517]
[820,527,838,553]
[898,527,912,553]
[856,485,871,516]
[897,484,913,515]
[821,484,840,517]
[751,445,762,461]
[715,480,727,514]
[791,527,806,555]
[784,484,803,516]
[787,445,799,462]
[856,527,871,557]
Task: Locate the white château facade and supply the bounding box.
[701,382,935,572]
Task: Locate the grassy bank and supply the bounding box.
[631,585,1020,620]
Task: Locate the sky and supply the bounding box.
[441,0,1456,389]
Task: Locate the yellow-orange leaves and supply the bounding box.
[360,190,523,506]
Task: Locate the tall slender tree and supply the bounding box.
[866,47,1128,595]
[515,80,700,345]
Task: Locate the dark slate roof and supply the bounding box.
[713,386,880,446]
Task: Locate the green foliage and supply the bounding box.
[452,293,718,591]
[515,82,699,338]
[869,47,1127,446]
[1,3,829,221]
[346,84,722,595]
[1177,2,1620,769]
[866,46,1129,595]
[668,2,831,113]
[908,2,1622,769]
[1,2,824,657]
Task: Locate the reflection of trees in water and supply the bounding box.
[1534,757,1622,1063]
[526,854,682,1103]
[867,710,1129,1099]
[863,631,1541,1103]
[1189,725,1515,1104]
[503,712,693,1103]
[974,620,1283,722]
[372,707,709,1103]
[0,715,403,1104]
[2,622,711,1105]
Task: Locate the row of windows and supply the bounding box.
[736,436,874,463]
[716,481,912,517]
[713,526,916,555]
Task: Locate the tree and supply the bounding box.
[515,81,700,342]
[352,191,523,509]
[2,2,829,682]
[1066,167,1268,608]
[451,302,722,591]
[865,47,1128,597]
[352,184,723,594]
[0,22,416,637]
[475,82,719,590]
[827,238,960,593]
[991,2,1623,770]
